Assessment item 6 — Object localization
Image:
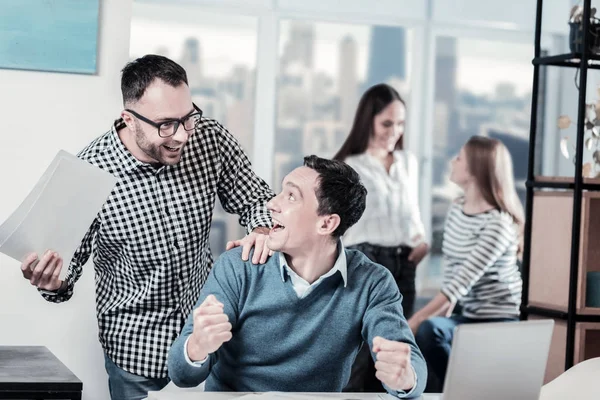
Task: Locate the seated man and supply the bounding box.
[167,155,427,398]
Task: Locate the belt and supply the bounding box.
[354,243,412,256]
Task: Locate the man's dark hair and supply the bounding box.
[303,155,367,238]
[121,54,188,106]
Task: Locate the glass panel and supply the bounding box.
[277,0,426,21]
[273,20,413,190]
[130,2,258,257]
[432,0,537,30]
[428,37,533,290]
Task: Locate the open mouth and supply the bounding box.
[163,145,181,153]
[271,220,286,233]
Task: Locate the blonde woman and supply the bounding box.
[408,136,524,392]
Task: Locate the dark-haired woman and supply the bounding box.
[334,83,428,392]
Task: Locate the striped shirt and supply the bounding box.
[441,200,522,319]
[342,151,426,248]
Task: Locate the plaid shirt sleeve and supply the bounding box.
[215,123,275,233]
[39,218,100,303]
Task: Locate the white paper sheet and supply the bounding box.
[0,150,117,280]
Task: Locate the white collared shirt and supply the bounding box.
[342,150,426,248]
[277,243,348,298]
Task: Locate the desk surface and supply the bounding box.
[147,391,441,400]
[0,346,82,392]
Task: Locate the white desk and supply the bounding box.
[147,391,442,400]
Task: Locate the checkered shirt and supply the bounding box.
[40,117,275,378]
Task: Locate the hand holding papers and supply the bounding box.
[21,250,65,292]
[0,150,117,285]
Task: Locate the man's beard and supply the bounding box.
[134,122,184,166]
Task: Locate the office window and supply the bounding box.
[273,20,413,190]
[130,2,258,256]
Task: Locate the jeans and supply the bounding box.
[343,242,416,393]
[104,353,170,400]
[415,315,518,393]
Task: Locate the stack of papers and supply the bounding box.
[0,150,117,280]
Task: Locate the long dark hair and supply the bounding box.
[333,83,405,161]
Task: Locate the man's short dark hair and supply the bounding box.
[303,155,367,238]
[121,54,188,106]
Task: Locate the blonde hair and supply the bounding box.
[464,136,525,258]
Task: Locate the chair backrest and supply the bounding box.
[539,357,600,400]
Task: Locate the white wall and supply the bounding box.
[0,1,132,399]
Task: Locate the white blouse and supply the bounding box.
[343,150,426,248]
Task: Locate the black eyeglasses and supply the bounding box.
[125,103,203,138]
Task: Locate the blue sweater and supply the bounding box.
[168,247,427,398]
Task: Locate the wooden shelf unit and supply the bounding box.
[523,0,600,381]
[529,316,600,383]
[534,176,600,185]
[528,191,600,316]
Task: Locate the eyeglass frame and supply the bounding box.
[124,103,203,138]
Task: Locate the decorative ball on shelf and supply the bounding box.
[558,115,571,129]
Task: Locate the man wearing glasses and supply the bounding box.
[19,54,276,400]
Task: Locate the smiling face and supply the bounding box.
[121,79,194,165]
[368,99,406,154]
[266,166,326,254]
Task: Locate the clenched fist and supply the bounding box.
[186,295,233,362]
[373,336,416,392]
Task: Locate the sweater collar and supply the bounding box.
[277,240,348,287]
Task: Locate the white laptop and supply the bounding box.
[441,319,554,400]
